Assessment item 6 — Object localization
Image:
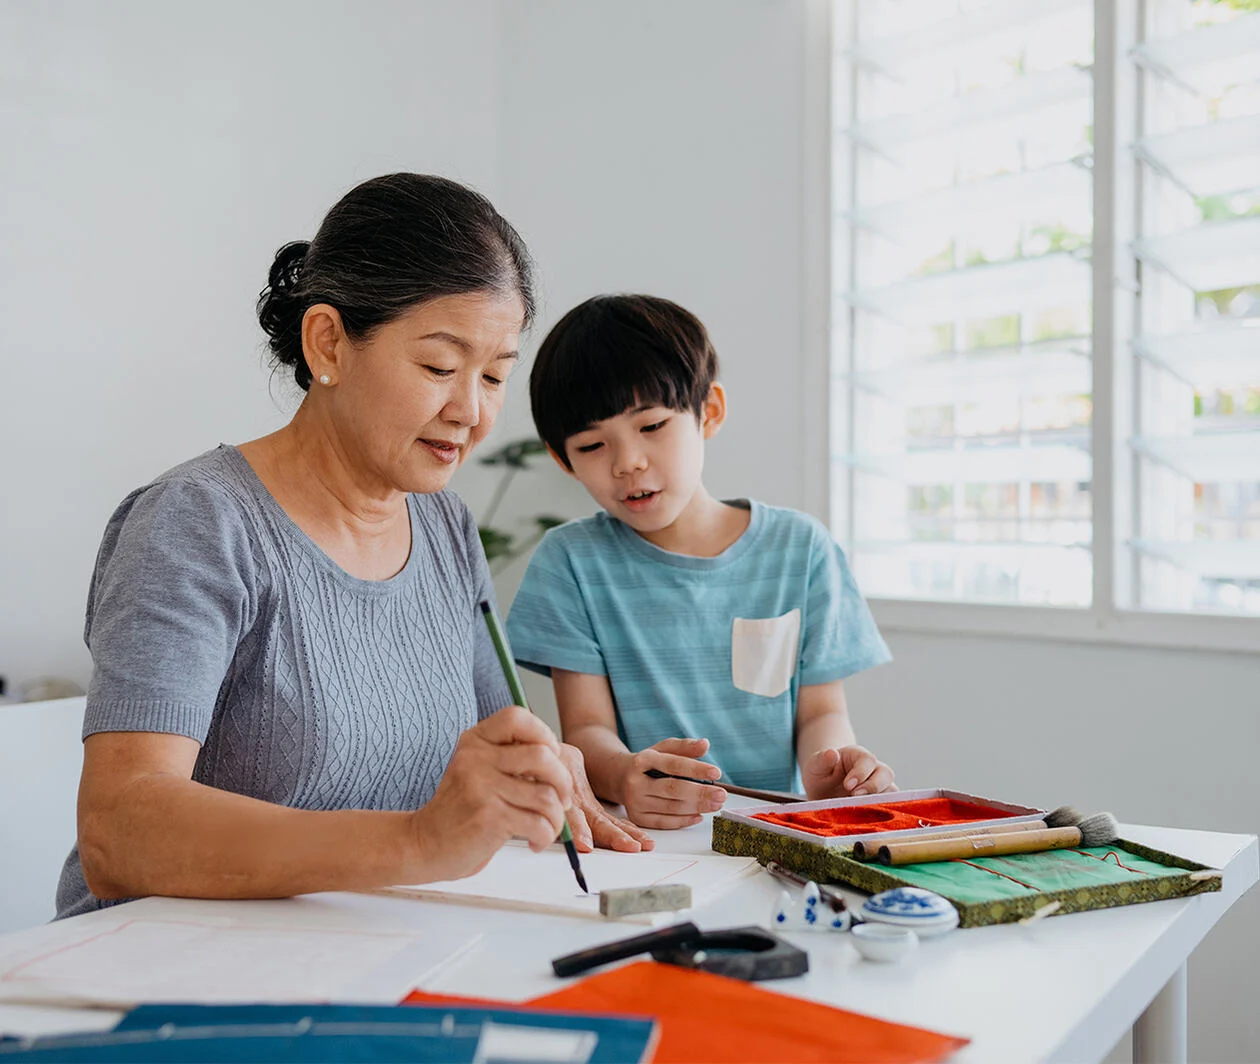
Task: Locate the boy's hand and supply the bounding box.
[803,745,896,800]
[620,738,728,829]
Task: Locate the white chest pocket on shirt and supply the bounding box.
[731,608,801,698]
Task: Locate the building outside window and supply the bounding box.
[830,0,1260,633]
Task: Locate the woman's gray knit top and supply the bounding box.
[55,445,513,919]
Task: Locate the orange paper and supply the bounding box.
[405,961,968,1063]
[403,989,509,1008]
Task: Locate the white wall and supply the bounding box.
[0,0,500,688]
[489,1,813,514]
[2,2,1257,1059]
[470,0,819,638]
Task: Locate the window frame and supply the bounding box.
[810,0,1260,655]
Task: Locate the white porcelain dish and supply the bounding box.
[850,923,918,962]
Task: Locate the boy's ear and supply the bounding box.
[546,445,577,477]
[701,382,728,440]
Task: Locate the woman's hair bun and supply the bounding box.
[257,174,534,393]
[257,241,312,386]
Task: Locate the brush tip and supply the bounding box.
[563,839,589,894]
[1076,811,1119,846]
[1044,805,1083,828]
[478,600,491,615]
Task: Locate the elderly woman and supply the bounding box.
[56,173,651,919]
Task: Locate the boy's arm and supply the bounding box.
[552,668,728,830]
[795,679,896,800]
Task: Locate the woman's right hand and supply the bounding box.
[408,705,574,882]
[618,737,728,830]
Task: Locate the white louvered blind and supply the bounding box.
[1129,0,1260,615]
[832,0,1096,605]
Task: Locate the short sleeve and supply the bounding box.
[82,477,258,742]
[458,504,515,720]
[505,530,608,678]
[798,525,891,686]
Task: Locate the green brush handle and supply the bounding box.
[478,601,574,846]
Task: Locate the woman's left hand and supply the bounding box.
[557,743,655,853]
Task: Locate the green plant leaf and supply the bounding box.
[478,437,548,468]
[478,526,515,561]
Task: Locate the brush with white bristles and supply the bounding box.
[1062,810,1120,847]
[1043,805,1083,829]
[852,805,1088,861]
[870,810,1121,866]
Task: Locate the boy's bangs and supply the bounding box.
[559,343,694,439]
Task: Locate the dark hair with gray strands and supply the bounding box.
[257,173,535,391]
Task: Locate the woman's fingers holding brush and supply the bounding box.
[407,707,574,880]
[479,703,563,753]
[496,776,571,852]
[496,742,575,808]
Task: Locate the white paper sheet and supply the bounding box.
[0,916,479,1009]
[385,840,759,922]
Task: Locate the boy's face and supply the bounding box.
[558,385,726,534]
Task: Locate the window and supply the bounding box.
[1129,0,1260,614]
[830,0,1260,633]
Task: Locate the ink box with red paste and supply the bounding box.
[720,788,1045,850]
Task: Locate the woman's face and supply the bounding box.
[323,290,525,496]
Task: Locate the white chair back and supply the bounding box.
[0,697,84,932]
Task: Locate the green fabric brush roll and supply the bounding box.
[714,816,1222,928]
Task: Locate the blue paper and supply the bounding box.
[0,1003,657,1063]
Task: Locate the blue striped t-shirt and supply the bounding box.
[505,501,890,791]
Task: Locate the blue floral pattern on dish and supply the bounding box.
[862,887,955,920]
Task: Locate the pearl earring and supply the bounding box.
[318,374,331,386]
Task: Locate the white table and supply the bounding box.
[0,809,1255,1064]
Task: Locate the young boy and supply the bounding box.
[506,294,895,830]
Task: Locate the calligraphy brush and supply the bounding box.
[479,600,588,893]
[643,769,802,804]
[850,804,1087,860]
[871,810,1119,866]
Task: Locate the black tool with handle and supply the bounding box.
[551,921,809,982]
[552,923,701,978]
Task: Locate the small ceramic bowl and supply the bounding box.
[850,923,918,962]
